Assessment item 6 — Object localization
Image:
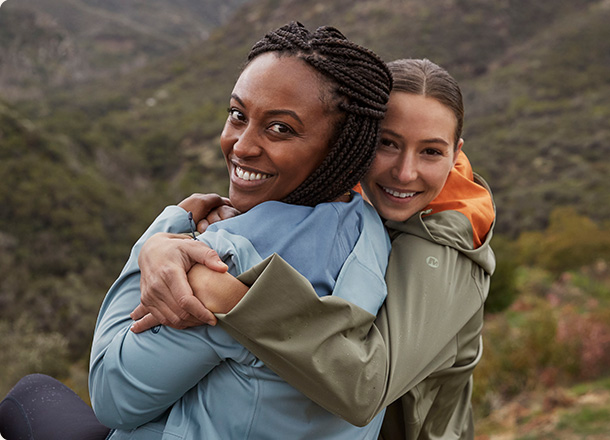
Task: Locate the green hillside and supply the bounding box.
[463,1,610,235]
[8,0,607,234]
[0,0,251,99]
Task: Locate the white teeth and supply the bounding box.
[382,186,415,198]
[236,166,271,181]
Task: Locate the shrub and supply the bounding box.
[486,235,520,313]
[0,317,70,398]
[474,262,610,417]
[516,207,610,274]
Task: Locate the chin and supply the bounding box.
[228,195,254,213]
[377,205,417,222]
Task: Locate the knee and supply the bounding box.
[2,373,63,406]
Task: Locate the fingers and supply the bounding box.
[200,247,228,273]
[197,205,241,233]
[196,219,210,233]
[134,206,231,331]
[130,313,161,333]
[180,240,228,274]
[208,205,241,224]
[140,266,198,327]
[177,295,218,326]
[140,244,220,329]
[178,193,231,223]
[156,268,217,326]
[130,303,149,321]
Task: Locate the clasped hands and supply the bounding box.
[130,193,247,333]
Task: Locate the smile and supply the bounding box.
[235,166,271,182]
[381,186,416,199]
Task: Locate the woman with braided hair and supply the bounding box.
[132,59,496,439]
[0,22,393,440]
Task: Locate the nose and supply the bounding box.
[392,152,418,183]
[232,125,262,159]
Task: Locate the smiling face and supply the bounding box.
[361,92,463,222]
[220,53,338,212]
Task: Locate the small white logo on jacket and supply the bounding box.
[426,256,440,268]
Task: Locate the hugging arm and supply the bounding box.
[89,206,234,429]
[132,228,487,426]
[219,231,489,426]
[131,193,238,330]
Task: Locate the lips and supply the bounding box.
[381,185,416,199]
[235,165,272,182]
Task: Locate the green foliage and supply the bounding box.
[0,0,251,101]
[0,317,70,397]
[516,207,610,274]
[0,103,157,400]
[557,406,610,436]
[474,262,610,419]
[486,235,520,313]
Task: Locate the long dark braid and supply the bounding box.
[247,22,392,206]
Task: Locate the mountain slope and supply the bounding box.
[0,0,251,99]
[14,0,606,235]
[463,0,610,234]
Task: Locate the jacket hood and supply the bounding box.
[384,151,496,275]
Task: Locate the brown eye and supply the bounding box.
[269,122,294,135]
[378,138,397,149]
[423,148,442,156]
[228,108,246,122]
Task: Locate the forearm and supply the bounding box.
[90,271,199,428]
[188,263,248,314]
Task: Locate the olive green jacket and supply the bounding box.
[218,173,495,439]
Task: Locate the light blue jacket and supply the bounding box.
[89,194,390,439]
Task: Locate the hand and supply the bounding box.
[178,193,240,232]
[130,232,228,332]
[196,204,241,233]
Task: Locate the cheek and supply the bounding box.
[219,128,231,155]
[294,144,330,179]
[427,166,454,195]
[360,168,377,195]
[366,154,393,183]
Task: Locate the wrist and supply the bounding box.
[188,265,248,314]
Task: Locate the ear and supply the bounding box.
[453,138,464,167]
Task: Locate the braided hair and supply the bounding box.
[246,22,392,206]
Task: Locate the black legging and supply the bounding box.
[0,374,111,440]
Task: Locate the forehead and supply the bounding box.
[232,53,329,113]
[384,92,457,140]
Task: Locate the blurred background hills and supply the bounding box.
[1,0,609,437]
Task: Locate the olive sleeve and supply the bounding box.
[218,232,486,427]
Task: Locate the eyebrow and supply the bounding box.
[382,128,450,146]
[421,138,451,146]
[231,94,304,126]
